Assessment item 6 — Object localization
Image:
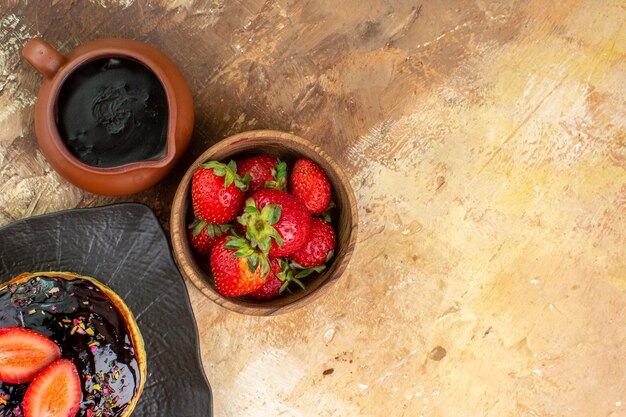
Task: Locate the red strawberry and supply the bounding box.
[248,258,283,300]
[249,258,313,299]
[0,327,61,384]
[239,189,311,257]
[22,359,81,417]
[188,218,233,256]
[289,159,331,214]
[289,217,336,267]
[210,236,271,297]
[191,160,250,224]
[237,156,287,194]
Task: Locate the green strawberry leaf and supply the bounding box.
[201,160,225,170]
[326,250,334,262]
[274,260,309,294]
[289,261,305,270]
[292,276,306,290]
[258,235,272,254]
[265,161,288,192]
[260,255,270,278]
[261,204,282,225]
[190,218,207,237]
[248,235,259,249]
[223,241,241,250]
[320,199,336,222]
[295,265,326,279]
[279,279,290,294]
[234,247,254,258]
[247,254,259,274]
[224,235,247,250]
[213,167,227,177]
[205,222,231,238]
[275,161,287,180]
[271,229,284,246]
[202,160,250,191]
[238,199,284,255]
[223,170,234,187]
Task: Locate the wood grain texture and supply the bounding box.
[1,0,625,416]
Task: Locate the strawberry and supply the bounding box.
[248,258,283,300]
[210,235,271,296]
[191,160,250,224]
[188,218,233,256]
[289,159,332,214]
[22,359,81,417]
[237,156,287,194]
[0,327,61,384]
[238,189,311,257]
[250,259,323,299]
[289,217,336,267]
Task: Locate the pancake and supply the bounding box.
[0,272,146,417]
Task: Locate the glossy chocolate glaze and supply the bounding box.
[0,276,140,417]
[56,57,168,168]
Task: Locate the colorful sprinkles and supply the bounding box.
[1,276,139,417]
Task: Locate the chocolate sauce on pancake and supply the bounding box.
[0,275,140,417]
[56,57,168,168]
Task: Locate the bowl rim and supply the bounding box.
[170,130,358,315]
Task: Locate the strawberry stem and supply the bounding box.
[201,160,250,191]
[223,235,270,275]
[274,259,325,294]
[190,218,233,237]
[190,218,207,237]
[265,160,288,192]
[320,199,336,223]
[237,199,283,255]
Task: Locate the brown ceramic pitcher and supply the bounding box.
[22,38,194,195]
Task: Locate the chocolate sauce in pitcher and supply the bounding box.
[56,57,169,168]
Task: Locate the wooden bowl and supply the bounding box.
[170,130,358,315]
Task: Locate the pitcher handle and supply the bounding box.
[22,38,67,79]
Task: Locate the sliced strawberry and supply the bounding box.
[23,359,82,417]
[0,327,61,384]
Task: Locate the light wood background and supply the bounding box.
[1,1,624,416]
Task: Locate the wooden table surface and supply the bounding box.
[1,1,624,416]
